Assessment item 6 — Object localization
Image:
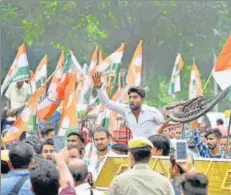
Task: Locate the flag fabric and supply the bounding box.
[58,72,78,136]
[189,62,203,100]
[37,55,72,121]
[78,48,98,114]
[1,43,30,96]
[213,36,231,90]
[70,50,83,75]
[3,88,42,144]
[98,50,103,65]
[126,40,143,87]
[30,70,36,94]
[35,55,48,88]
[168,53,184,96]
[97,43,125,73]
[48,51,64,94]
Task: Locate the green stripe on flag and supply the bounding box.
[12,66,30,82]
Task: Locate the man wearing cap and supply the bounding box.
[92,72,165,138]
[107,137,174,195]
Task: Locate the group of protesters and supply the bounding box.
[1,71,230,195]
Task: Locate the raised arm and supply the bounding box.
[93,72,126,115]
[191,121,209,157]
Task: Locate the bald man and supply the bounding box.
[68,159,103,195]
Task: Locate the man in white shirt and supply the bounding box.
[68,159,104,195]
[87,127,116,182]
[92,72,165,138]
[5,80,30,117]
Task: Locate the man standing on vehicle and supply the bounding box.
[92,72,165,138]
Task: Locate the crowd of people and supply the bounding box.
[1,71,230,195]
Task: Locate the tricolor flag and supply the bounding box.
[3,88,42,144]
[126,40,143,87]
[48,51,64,94]
[78,48,98,112]
[168,53,184,96]
[212,36,231,90]
[97,43,125,73]
[37,55,72,121]
[35,55,48,89]
[58,72,78,136]
[1,43,30,96]
[189,61,203,100]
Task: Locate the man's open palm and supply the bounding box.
[92,71,102,88]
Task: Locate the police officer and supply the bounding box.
[107,137,175,195]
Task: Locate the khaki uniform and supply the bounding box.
[107,163,175,195]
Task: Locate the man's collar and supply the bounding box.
[133,163,149,169]
[8,169,29,177]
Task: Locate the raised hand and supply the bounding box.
[92,71,102,88]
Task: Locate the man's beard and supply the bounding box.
[129,103,140,111]
[208,144,216,149]
[96,144,108,152]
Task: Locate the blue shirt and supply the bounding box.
[1,170,33,195]
[193,130,224,158]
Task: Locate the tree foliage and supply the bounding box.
[1,0,230,109]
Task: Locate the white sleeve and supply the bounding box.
[96,87,126,116]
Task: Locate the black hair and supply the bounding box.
[40,127,54,138]
[67,132,85,143]
[111,144,128,154]
[69,161,88,183]
[9,141,34,169]
[24,135,42,154]
[41,138,54,151]
[199,130,207,135]
[128,87,145,98]
[216,118,224,125]
[29,159,59,195]
[148,134,170,156]
[129,146,152,163]
[178,173,208,195]
[92,127,111,138]
[205,128,222,139]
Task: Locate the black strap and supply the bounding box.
[10,175,30,195]
[90,188,94,195]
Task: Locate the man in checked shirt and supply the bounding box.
[192,121,225,158]
[92,72,165,138]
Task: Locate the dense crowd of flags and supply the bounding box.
[1,36,231,144]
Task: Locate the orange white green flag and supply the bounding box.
[3,88,42,144]
[58,72,78,136]
[34,55,48,89]
[189,61,203,100]
[48,51,64,94]
[168,53,184,96]
[212,36,231,90]
[1,43,30,96]
[78,48,98,115]
[97,43,125,73]
[126,40,143,87]
[37,55,72,121]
